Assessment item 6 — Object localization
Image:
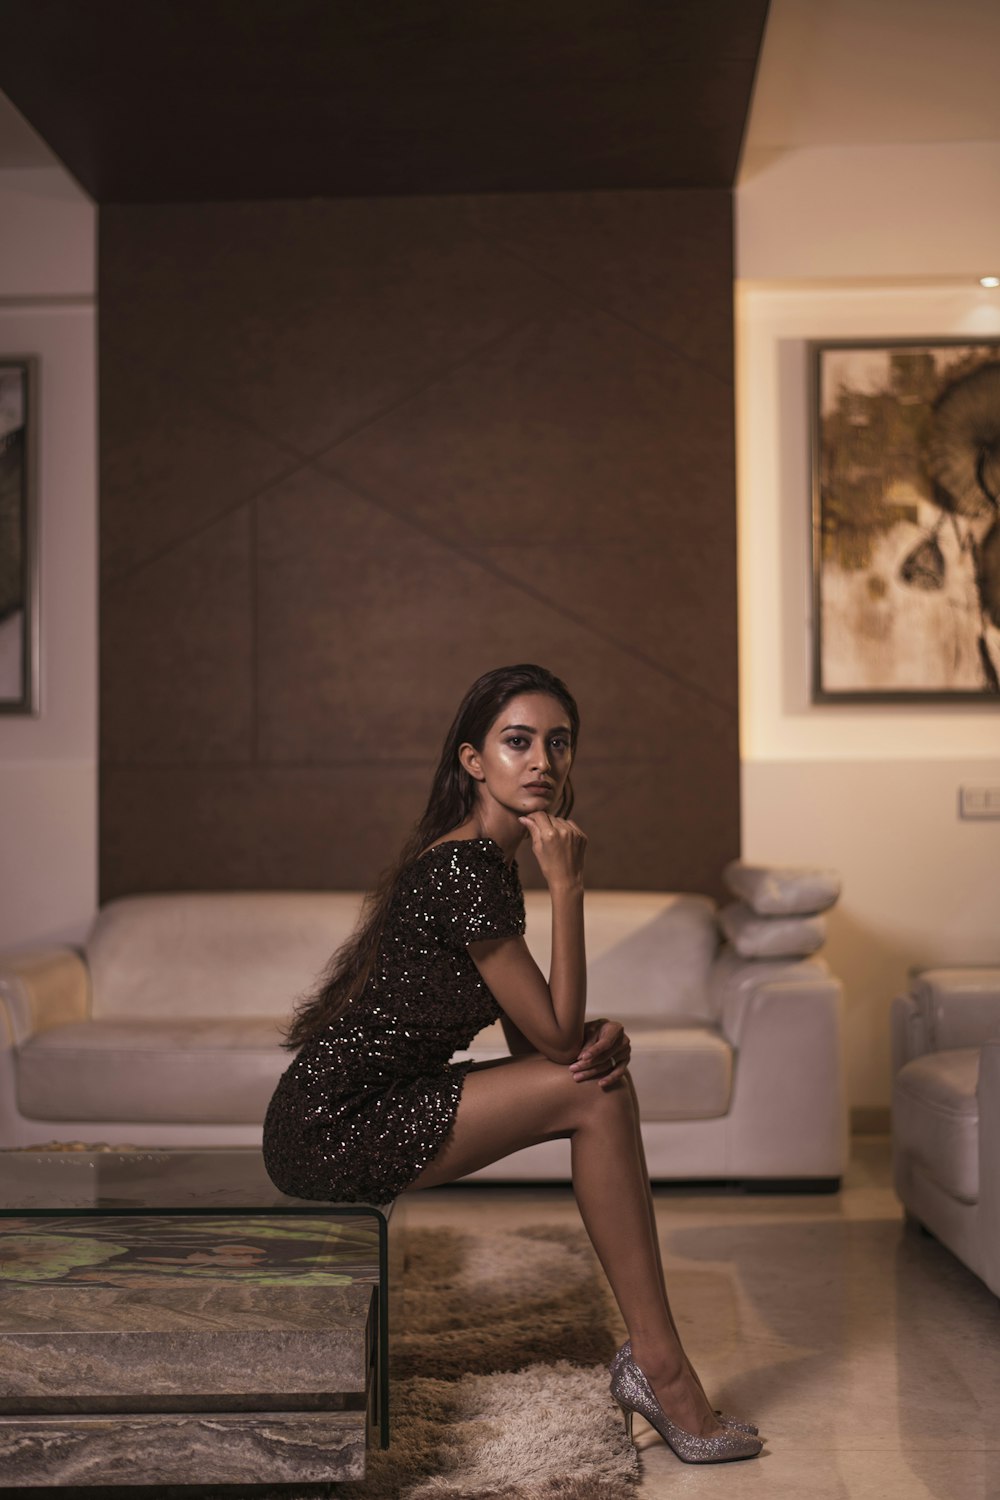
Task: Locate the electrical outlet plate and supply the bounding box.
[959,786,1000,820]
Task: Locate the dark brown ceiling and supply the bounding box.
[0,0,768,202]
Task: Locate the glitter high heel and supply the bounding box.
[610,1339,759,1437]
[609,1346,763,1464]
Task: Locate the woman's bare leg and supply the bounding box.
[407,1054,720,1438]
[620,1073,717,1410]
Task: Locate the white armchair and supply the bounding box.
[892,968,1000,1298]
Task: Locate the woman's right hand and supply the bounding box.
[517,812,587,892]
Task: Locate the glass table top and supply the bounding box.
[0,1147,393,1219]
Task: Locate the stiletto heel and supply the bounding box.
[620,1404,634,1443]
[610,1339,759,1437]
[609,1344,763,1464]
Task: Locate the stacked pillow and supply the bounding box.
[717,862,841,959]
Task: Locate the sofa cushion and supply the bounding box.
[16,1019,287,1124]
[524,892,719,1022]
[893,1049,980,1204]
[625,1025,733,1119]
[86,893,365,1020]
[723,862,841,916]
[84,890,718,1025]
[718,901,826,959]
[456,1020,733,1121]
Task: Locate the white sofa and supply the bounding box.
[0,885,847,1186]
[892,968,1000,1297]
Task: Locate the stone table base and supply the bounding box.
[0,1411,366,1487]
[0,1213,381,1487]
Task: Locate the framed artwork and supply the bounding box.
[811,339,1000,701]
[0,357,38,715]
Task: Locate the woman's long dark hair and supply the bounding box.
[284,664,579,1049]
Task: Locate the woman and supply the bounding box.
[263,663,761,1464]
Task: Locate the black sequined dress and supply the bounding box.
[262,838,525,1204]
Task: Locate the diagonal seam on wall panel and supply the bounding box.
[476,239,734,392]
[99,313,548,588]
[314,458,735,722]
[201,314,548,467]
[101,456,311,591]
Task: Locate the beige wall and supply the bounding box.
[736,147,1000,1112]
[0,166,97,948]
[99,192,741,902]
[739,141,1000,282]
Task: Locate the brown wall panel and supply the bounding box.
[101,509,255,765]
[99,348,294,587]
[100,766,435,895]
[466,192,736,384]
[100,191,739,902]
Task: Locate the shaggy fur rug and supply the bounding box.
[340,1223,639,1499]
[340,1356,635,1499]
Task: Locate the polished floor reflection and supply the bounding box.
[405,1139,1000,1499]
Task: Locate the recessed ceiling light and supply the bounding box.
[980,276,1000,288]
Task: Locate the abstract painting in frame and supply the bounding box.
[811,338,1000,701]
[0,357,38,715]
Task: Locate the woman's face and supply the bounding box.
[461,692,575,818]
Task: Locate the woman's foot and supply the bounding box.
[611,1347,763,1464]
[628,1340,722,1439]
[612,1339,760,1437]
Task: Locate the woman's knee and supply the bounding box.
[508,1054,638,1136]
[573,1067,638,1128]
[524,1054,625,1133]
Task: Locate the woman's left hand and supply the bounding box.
[568,1018,631,1089]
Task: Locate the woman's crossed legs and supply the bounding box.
[406,1053,722,1440]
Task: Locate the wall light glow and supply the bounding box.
[980,276,1000,289]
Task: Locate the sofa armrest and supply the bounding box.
[979,1040,1000,1296]
[712,950,846,1177]
[911,968,1000,1053]
[890,992,928,1074]
[0,948,90,1047]
[707,946,836,1048]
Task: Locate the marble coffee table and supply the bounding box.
[0,1148,394,1488]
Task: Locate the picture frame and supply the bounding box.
[0,357,39,715]
[810,338,1000,702]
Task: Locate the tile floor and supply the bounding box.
[404,1139,1000,1500]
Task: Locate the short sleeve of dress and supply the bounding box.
[429,840,526,949]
